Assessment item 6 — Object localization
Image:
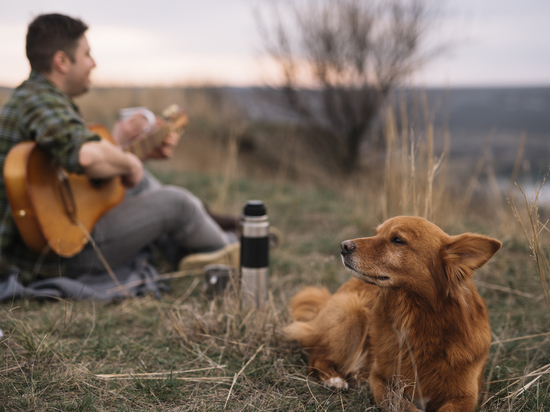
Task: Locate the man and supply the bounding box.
[0,13,238,301]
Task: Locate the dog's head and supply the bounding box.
[341,216,501,296]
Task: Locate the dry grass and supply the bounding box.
[1,87,550,411]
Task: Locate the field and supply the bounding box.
[1,87,550,411]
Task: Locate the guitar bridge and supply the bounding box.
[56,166,78,224]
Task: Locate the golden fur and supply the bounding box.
[284,216,501,411]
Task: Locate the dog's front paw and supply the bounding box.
[325,377,349,390]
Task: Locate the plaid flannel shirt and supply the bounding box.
[0,70,100,283]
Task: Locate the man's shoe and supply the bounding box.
[178,243,240,272]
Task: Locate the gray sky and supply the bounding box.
[1,0,549,87]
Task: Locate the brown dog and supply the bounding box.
[284,216,501,411]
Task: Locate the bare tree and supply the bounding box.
[256,0,435,173]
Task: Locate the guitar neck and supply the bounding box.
[121,125,170,160]
[119,110,188,160]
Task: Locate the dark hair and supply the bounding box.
[26,13,88,74]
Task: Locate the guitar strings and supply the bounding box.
[75,220,130,297]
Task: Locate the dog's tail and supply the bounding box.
[288,286,331,322]
[282,320,318,346]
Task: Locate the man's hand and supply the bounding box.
[145,129,180,159]
[120,152,144,188]
[112,113,151,146]
[112,112,181,159]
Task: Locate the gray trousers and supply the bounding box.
[62,171,228,274]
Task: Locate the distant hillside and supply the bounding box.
[228,86,550,178]
[227,86,550,131]
[419,87,550,178]
[420,87,550,134]
[2,85,549,179]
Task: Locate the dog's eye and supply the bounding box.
[391,236,406,245]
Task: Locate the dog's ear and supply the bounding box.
[441,233,502,284]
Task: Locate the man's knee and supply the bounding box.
[163,186,206,214]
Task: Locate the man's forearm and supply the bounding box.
[79,139,143,186]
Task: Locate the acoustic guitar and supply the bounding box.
[3,107,188,258]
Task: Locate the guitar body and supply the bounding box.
[4,126,125,257]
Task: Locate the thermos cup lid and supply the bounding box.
[243,200,267,216]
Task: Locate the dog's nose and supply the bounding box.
[341,240,356,256]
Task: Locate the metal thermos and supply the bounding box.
[240,200,269,308]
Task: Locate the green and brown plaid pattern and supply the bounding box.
[0,70,100,283]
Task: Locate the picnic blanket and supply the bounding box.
[0,249,167,302]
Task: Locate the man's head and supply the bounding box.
[27,14,88,74]
[26,14,96,97]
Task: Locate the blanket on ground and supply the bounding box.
[0,250,167,302]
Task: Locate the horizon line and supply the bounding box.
[2,82,550,91]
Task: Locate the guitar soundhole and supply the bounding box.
[89,178,107,188]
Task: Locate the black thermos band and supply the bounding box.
[240,236,269,268]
